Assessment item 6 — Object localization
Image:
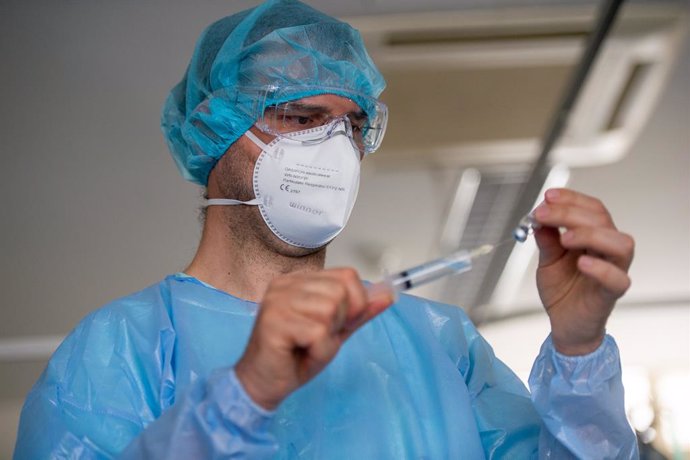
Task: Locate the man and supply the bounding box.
[14,0,639,458]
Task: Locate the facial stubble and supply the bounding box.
[212,140,327,259]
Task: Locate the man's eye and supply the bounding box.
[351,121,368,134]
[348,115,368,133]
[282,114,316,129]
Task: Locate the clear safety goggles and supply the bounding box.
[246,85,388,155]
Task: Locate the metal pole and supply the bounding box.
[472,0,627,322]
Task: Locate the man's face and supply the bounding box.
[209,94,365,257]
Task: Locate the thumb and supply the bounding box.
[340,287,394,339]
[534,226,566,267]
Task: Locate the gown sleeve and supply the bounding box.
[13,304,278,460]
[119,368,277,459]
[457,306,638,460]
[528,334,639,459]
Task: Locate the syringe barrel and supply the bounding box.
[389,250,472,291]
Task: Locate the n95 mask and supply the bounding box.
[206,119,361,249]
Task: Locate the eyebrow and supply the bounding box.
[285,102,367,120]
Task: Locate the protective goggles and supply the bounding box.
[245,85,388,155]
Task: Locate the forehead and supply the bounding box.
[283,93,363,115]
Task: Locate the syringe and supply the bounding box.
[367,211,538,302]
[367,244,495,301]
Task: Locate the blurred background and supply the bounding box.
[1,0,688,458]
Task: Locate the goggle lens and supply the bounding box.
[254,87,387,155]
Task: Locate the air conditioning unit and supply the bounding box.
[350,3,687,170]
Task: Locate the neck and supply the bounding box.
[185,208,326,302]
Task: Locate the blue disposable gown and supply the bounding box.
[14,274,638,459]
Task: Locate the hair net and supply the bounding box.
[161,0,387,186]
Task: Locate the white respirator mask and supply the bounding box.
[205,118,361,249]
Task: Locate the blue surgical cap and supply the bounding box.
[161,0,387,186]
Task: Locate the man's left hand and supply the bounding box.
[533,188,635,355]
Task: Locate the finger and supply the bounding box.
[324,268,369,325]
[366,282,396,308]
[276,270,365,333]
[282,286,348,333]
[533,225,567,267]
[578,254,632,299]
[561,228,634,270]
[290,318,341,363]
[363,293,394,320]
[533,202,614,231]
[259,293,343,361]
[340,291,395,339]
[281,316,341,383]
[291,268,367,331]
[543,188,610,214]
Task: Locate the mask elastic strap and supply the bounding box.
[244,130,271,152]
[204,198,261,207]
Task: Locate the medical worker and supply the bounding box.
[14,0,639,458]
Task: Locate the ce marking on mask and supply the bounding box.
[279,183,298,193]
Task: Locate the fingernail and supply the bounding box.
[546,189,560,200]
[535,205,550,218]
[367,284,393,304]
[562,231,574,242]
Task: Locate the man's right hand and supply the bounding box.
[234,268,393,410]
